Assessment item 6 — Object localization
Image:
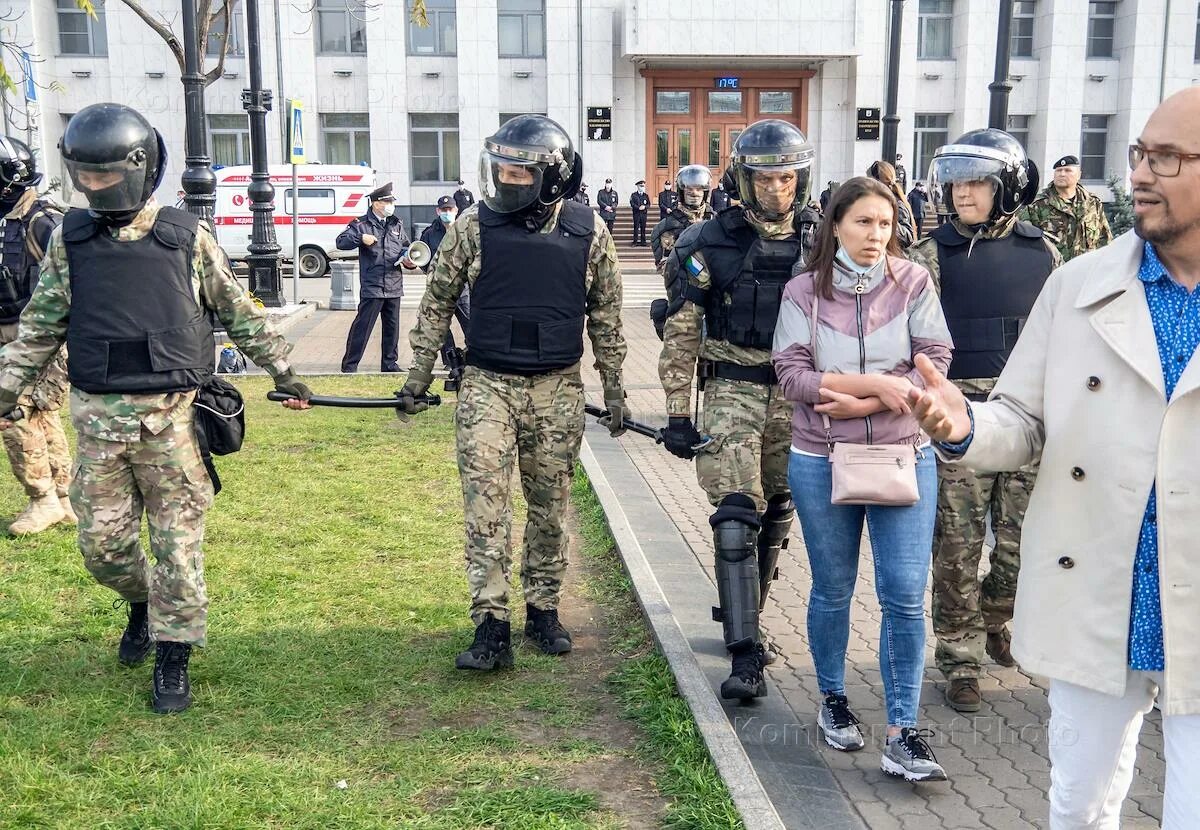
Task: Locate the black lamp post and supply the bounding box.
[180,0,216,224]
[241,0,283,307]
[988,0,1015,130]
[881,0,905,165]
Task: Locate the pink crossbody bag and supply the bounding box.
[810,291,920,506]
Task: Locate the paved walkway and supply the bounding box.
[284,307,1166,830]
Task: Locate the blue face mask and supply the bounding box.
[835,244,879,275]
[439,211,454,223]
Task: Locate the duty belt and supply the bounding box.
[703,360,777,386]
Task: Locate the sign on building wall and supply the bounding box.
[856,108,881,141]
[587,107,612,141]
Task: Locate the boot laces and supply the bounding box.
[157,644,189,692]
[730,644,764,680]
[823,694,860,730]
[898,727,938,762]
[530,607,567,640]
[474,616,507,651]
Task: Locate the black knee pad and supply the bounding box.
[763,492,794,521]
[710,493,760,529]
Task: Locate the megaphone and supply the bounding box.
[403,240,433,269]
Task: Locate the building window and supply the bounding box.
[655,91,690,115]
[498,0,544,58]
[209,114,251,166]
[206,0,244,57]
[411,113,460,182]
[918,0,953,59]
[1194,1,1200,62]
[913,113,950,182]
[317,0,366,54]
[58,0,107,56]
[707,91,743,115]
[759,91,794,114]
[284,188,336,215]
[1080,114,1110,181]
[1087,1,1116,59]
[408,0,455,55]
[1011,1,1035,58]
[1007,114,1031,149]
[708,130,721,167]
[656,130,669,168]
[321,113,371,164]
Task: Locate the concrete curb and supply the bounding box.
[578,436,786,830]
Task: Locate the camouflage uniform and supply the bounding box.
[650,204,711,279]
[407,203,626,625]
[908,217,1060,680]
[1020,184,1114,262]
[658,210,797,512]
[0,199,295,646]
[0,322,70,499]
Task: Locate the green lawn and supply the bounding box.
[0,375,740,829]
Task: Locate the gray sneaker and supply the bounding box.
[816,693,865,751]
[881,728,947,783]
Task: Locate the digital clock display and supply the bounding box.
[714,77,740,89]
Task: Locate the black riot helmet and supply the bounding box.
[729,120,814,221]
[60,103,167,221]
[0,136,42,206]
[928,128,1039,221]
[478,114,584,215]
[675,164,712,210]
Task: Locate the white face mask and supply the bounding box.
[380,203,395,217]
[637,186,645,193]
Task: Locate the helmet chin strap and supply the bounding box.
[90,205,144,227]
[520,201,554,231]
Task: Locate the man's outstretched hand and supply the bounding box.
[906,354,972,443]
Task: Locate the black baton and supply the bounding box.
[584,402,662,441]
[267,391,443,408]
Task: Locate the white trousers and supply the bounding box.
[1048,671,1200,828]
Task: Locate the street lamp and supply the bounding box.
[988,0,1015,130]
[180,0,215,224]
[881,0,905,165]
[242,0,284,307]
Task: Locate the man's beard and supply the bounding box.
[1135,201,1200,245]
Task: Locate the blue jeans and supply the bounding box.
[788,449,937,728]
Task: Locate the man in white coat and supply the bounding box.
[908,87,1200,828]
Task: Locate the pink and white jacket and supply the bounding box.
[772,254,953,455]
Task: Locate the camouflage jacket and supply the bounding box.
[407,202,627,394]
[0,199,294,442]
[1020,184,1113,262]
[650,205,711,278]
[658,208,808,416]
[907,215,1062,388]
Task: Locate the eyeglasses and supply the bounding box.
[1128,144,1200,178]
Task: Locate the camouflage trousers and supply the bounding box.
[932,459,1036,680]
[70,413,214,646]
[0,322,72,499]
[455,366,584,625]
[696,377,794,511]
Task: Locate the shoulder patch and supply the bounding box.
[685,255,704,278]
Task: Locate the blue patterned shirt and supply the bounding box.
[1129,242,1200,670]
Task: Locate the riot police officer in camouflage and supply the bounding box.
[398,115,627,672]
[650,164,714,278]
[0,103,315,714]
[658,120,819,700]
[0,136,73,535]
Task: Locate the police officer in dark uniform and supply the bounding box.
[336,182,411,373]
[597,178,618,231]
[572,183,591,205]
[907,128,1060,712]
[657,178,678,220]
[710,179,731,212]
[657,120,819,700]
[420,195,470,392]
[629,180,650,245]
[650,164,713,275]
[453,179,476,213]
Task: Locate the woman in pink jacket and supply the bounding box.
[772,176,953,782]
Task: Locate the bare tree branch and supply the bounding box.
[202,0,233,85]
[118,0,185,73]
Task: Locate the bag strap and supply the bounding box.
[810,292,834,451]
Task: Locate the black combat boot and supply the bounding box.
[455,614,514,670]
[720,642,767,700]
[117,600,153,667]
[524,603,573,655]
[152,642,192,714]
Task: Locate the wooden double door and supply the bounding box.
[643,68,813,190]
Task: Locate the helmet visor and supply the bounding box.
[928,155,1005,215]
[65,156,150,214]
[735,163,811,220]
[479,152,544,214]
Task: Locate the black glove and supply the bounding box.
[395,379,431,420]
[660,416,702,460]
[274,371,313,402]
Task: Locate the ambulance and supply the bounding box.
[213,165,376,278]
